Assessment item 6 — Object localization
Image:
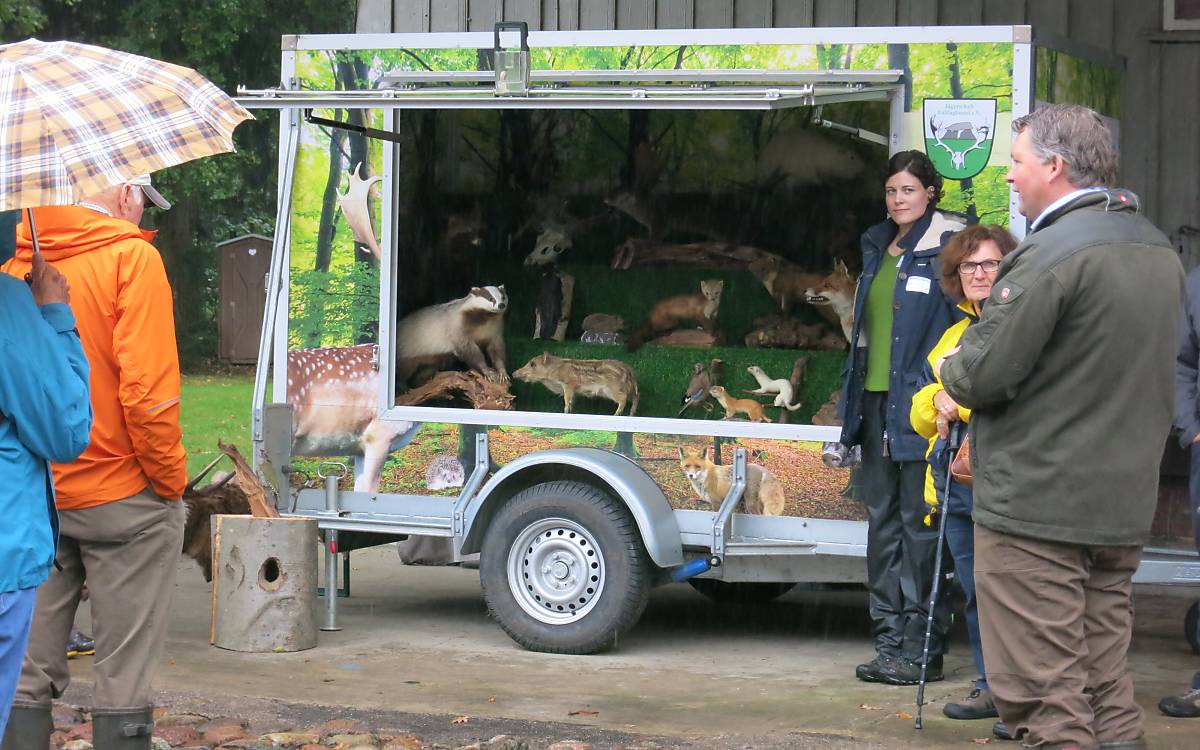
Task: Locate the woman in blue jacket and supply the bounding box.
[839,151,965,686]
[0,209,92,739]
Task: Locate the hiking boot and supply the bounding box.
[943,686,999,720]
[67,629,95,658]
[1158,686,1200,718]
[878,655,942,686]
[993,720,1016,741]
[855,654,900,683]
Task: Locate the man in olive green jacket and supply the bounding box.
[937,104,1184,750]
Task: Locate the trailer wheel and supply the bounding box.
[687,579,797,605]
[1186,601,1199,656]
[480,480,651,654]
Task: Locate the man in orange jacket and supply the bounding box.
[0,175,187,750]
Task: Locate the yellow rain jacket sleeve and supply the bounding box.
[910,302,975,510]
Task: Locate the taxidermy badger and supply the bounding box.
[395,285,509,388]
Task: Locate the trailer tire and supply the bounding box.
[1186,601,1199,656]
[687,579,797,605]
[480,480,651,654]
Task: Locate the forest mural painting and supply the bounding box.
[281,38,1022,504]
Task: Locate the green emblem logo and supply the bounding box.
[923,98,997,180]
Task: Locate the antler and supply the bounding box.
[928,117,955,155]
[184,454,226,495]
[961,125,991,157]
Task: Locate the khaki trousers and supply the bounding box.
[13,489,184,711]
[974,524,1142,748]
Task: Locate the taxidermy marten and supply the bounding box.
[395,285,509,388]
[709,385,771,423]
[626,279,724,351]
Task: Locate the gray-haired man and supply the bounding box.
[1160,264,1200,719]
[936,104,1183,749]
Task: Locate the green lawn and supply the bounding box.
[181,372,255,478]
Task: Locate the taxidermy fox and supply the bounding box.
[626,279,724,351]
[748,257,825,316]
[677,446,785,516]
[804,259,857,343]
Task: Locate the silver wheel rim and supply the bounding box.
[507,517,605,624]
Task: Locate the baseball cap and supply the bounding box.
[126,174,172,210]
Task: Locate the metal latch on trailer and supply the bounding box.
[494,22,530,96]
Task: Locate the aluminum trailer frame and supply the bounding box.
[241,24,1199,649]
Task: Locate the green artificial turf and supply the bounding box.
[507,337,844,423]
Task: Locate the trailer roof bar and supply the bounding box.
[377,67,904,87]
[239,65,903,112]
[238,82,899,112]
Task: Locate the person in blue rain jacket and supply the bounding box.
[0,209,92,740]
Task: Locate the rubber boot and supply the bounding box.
[0,701,53,750]
[91,706,155,750]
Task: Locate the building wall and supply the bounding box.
[357,0,1200,260]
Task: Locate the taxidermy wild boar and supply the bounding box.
[514,352,639,416]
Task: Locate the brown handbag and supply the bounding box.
[950,436,973,486]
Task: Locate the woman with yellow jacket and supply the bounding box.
[910,224,1016,722]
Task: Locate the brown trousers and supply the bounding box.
[974,524,1143,748]
[12,490,184,711]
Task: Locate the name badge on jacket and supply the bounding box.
[905,275,931,294]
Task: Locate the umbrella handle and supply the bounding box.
[25,207,40,256]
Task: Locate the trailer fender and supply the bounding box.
[460,448,683,568]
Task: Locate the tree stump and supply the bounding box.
[776,357,809,425]
[211,515,318,652]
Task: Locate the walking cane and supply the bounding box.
[915,421,963,730]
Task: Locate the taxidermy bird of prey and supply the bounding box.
[678,358,723,416]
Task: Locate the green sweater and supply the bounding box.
[941,189,1183,546]
[863,250,901,392]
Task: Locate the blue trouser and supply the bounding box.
[1188,445,1200,686]
[945,512,987,690]
[0,588,37,737]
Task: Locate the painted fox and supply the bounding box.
[677,446,785,516]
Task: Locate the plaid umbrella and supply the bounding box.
[0,38,252,212]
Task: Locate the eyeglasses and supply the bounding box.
[958,259,1001,275]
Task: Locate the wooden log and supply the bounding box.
[610,238,787,270]
[211,515,318,652]
[217,441,279,518]
[395,371,514,410]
